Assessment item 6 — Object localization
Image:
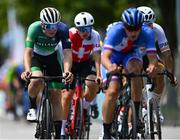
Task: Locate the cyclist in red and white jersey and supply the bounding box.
[137,6,178,122]
[60,12,101,137]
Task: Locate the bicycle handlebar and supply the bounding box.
[107,70,168,78]
[29,75,64,80]
[107,69,174,79]
[105,69,176,90]
[24,75,97,91]
[25,75,66,90]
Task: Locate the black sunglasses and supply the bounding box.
[124,24,141,32]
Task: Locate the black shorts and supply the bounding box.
[31,52,63,88]
[70,59,96,89]
[143,55,149,71]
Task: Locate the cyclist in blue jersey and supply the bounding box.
[101,8,158,139]
[21,7,73,139]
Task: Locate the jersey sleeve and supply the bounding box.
[103,27,118,51]
[25,23,37,48]
[155,24,170,52]
[144,27,157,54]
[69,28,76,47]
[92,31,101,52]
[59,25,71,50]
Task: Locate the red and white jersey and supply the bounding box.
[69,27,101,62]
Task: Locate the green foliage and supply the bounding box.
[0,0,159,34]
[0,0,169,64]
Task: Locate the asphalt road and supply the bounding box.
[0,117,180,139]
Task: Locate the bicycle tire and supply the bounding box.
[65,105,73,139]
[110,100,122,139]
[41,99,54,139]
[121,100,137,139]
[35,96,44,139]
[72,98,84,139]
[154,107,162,139]
[84,110,91,139]
[128,100,137,139]
[46,99,55,139]
[146,99,155,139]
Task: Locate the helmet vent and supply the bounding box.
[43,15,48,23]
[149,14,152,20]
[76,22,80,25]
[145,15,148,20]
[83,17,87,25]
[148,11,151,14]
[49,8,55,23]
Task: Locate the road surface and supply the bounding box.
[0,117,180,139]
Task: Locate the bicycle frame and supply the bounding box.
[70,75,84,138]
[67,75,95,139]
[141,76,162,139]
[28,75,64,139]
[106,69,175,139]
[106,72,137,139]
[137,70,174,139]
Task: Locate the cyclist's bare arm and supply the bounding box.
[146,53,158,77]
[101,50,112,70]
[21,47,33,81]
[63,48,72,72]
[162,50,174,73]
[102,50,122,73]
[63,48,73,83]
[93,50,101,77]
[24,47,33,71]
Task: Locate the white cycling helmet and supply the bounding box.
[40,7,61,24]
[137,6,156,23]
[74,12,94,27]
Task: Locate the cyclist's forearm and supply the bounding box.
[94,51,101,77]
[95,62,101,77]
[23,48,33,71]
[63,49,72,72]
[162,50,174,73]
[147,54,158,66]
[101,51,113,71]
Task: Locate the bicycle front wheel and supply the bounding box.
[72,98,84,139]
[41,99,54,139]
[84,109,91,139]
[145,99,155,139]
[121,99,137,139]
[153,107,162,139]
[128,99,137,139]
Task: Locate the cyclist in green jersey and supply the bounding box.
[21,7,73,139]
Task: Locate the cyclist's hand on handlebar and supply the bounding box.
[146,64,157,78]
[21,71,32,81]
[171,76,178,87]
[168,74,178,87]
[63,71,73,84]
[108,63,122,74]
[95,76,102,86]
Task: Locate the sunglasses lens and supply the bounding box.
[124,24,140,31]
[78,26,92,33]
[46,23,58,30]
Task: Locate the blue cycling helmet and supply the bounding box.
[121,8,144,27]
